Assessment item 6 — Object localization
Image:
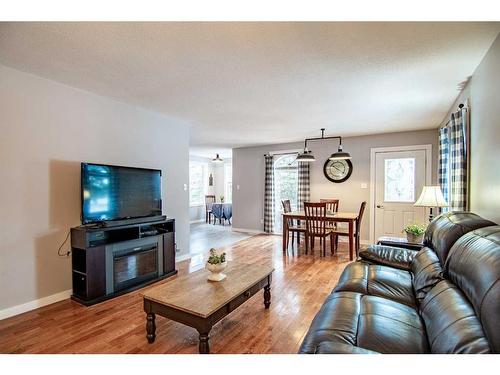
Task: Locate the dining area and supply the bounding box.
[281,199,366,261]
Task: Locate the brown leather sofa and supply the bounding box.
[299,212,500,354]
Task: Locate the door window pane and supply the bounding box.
[384,158,415,202]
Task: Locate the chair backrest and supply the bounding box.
[356,201,367,233]
[205,195,216,210]
[304,202,327,235]
[320,199,339,213]
[282,199,292,213]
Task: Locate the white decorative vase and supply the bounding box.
[206,261,227,281]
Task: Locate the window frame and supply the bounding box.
[189,161,208,207]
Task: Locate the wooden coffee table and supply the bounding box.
[141,262,274,354]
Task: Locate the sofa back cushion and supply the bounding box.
[419,280,491,353]
[423,212,495,265]
[444,226,500,353]
[411,247,443,304]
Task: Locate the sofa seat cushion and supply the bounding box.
[334,262,417,308]
[298,292,429,354]
[359,244,417,270]
[314,341,379,354]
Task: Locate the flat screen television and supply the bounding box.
[81,163,162,225]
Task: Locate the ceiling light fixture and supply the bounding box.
[212,153,223,163]
[296,128,351,162]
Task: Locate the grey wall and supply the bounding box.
[440,34,500,224]
[0,65,190,311]
[233,129,438,239]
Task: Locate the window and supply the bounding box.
[189,161,207,206]
[274,154,298,232]
[384,158,415,202]
[224,163,232,203]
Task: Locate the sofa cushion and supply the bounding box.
[419,280,491,353]
[298,292,429,354]
[411,247,444,304]
[359,244,417,270]
[314,341,379,354]
[334,262,416,308]
[444,226,500,352]
[423,212,495,265]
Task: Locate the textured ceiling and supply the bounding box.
[0,22,498,151]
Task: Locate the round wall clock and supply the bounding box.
[323,159,353,183]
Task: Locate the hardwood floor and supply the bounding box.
[0,235,352,354]
[190,222,252,255]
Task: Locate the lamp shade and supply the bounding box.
[414,186,448,207]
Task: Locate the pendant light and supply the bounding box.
[297,128,351,162]
[212,154,223,163]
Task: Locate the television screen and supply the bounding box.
[81,163,162,224]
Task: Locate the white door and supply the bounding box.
[374,149,429,241]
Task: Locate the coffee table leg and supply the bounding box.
[198,331,210,354]
[264,284,271,309]
[146,313,156,343]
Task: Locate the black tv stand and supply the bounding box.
[70,218,177,306]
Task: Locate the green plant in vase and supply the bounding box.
[403,223,426,244]
[206,248,227,281]
[220,195,225,203]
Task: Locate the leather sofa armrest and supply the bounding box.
[313,341,379,354]
[359,244,418,271]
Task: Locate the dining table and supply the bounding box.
[282,210,359,261]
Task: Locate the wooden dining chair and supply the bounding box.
[320,198,339,213]
[205,195,216,224]
[282,200,306,250]
[319,199,339,247]
[304,202,335,257]
[330,201,367,256]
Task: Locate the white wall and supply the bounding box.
[440,33,500,224]
[0,65,191,312]
[232,129,438,240]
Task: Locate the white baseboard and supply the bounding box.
[189,219,205,224]
[231,227,265,234]
[0,289,72,321]
[175,253,192,262]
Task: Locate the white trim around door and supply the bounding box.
[369,144,432,244]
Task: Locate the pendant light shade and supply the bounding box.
[212,153,223,163]
[296,149,315,162]
[329,145,352,160]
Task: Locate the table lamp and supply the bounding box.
[414,185,448,222]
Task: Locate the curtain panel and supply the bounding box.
[263,155,275,233]
[438,126,450,212]
[449,109,468,211]
[297,162,310,211]
[438,107,468,212]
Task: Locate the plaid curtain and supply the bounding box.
[438,126,449,213]
[297,162,310,211]
[449,109,468,211]
[263,155,275,233]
